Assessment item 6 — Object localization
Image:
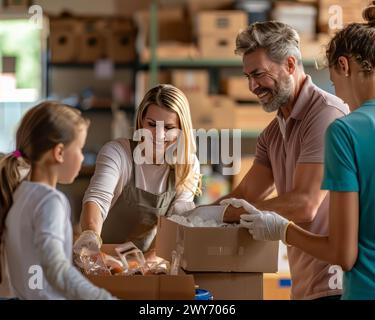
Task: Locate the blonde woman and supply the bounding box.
[75,84,201,253]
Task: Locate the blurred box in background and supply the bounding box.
[272,2,317,40]
[235,0,271,24]
[300,33,331,62]
[196,10,248,35]
[189,94,236,129]
[114,0,152,16]
[187,0,234,16]
[233,104,275,131]
[171,70,209,97]
[222,76,258,101]
[49,18,83,63]
[77,18,106,63]
[105,19,136,63]
[196,10,247,59]
[3,0,29,9]
[198,34,238,59]
[135,7,193,61]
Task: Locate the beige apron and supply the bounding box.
[101,140,176,252]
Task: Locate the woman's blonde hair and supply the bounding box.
[0,101,89,244]
[135,84,201,196]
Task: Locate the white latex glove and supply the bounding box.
[222,198,292,243]
[73,230,102,255]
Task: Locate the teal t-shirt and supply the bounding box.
[322,99,375,300]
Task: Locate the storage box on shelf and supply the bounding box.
[49,16,136,64]
[299,33,331,62]
[272,1,317,40]
[171,70,209,97]
[3,0,29,9]
[233,104,275,131]
[49,18,82,63]
[187,0,234,16]
[135,7,193,62]
[77,18,106,63]
[188,94,236,130]
[105,19,137,63]
[235,0,271,24]
[222,76,258,101]
[196,10,248,58]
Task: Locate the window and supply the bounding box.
[0,18,44,153]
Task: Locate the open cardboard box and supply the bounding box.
[85,244,195,300]
[155,216,279,273]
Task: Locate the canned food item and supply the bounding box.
[195,288,213,300]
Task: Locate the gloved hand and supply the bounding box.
[221,198,292,243]
[73,230,103,255]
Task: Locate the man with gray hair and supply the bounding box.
[218,21,349,300]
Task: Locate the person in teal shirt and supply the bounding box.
[221,1,375,300]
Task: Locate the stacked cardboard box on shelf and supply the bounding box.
[196,10,247,58]
[156,216,279,299]
[188,94,236,130]
[49,18,82,63]
[135,7,196,62]
[272,1,317,40]
[222,76,258,101]
[49,17,136,63]
[233,104,275,131]
[169,69,238,130]
[77,18,106,63]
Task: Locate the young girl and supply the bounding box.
[75,84,201,253]
[0,102,114,300]
[229,2,375,300]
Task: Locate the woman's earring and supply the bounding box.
[345,73,349,77]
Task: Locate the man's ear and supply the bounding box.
[52,143,65,164]
[286,56,297,74]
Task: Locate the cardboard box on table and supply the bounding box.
[156,216,279,300]
[85,244,195,300]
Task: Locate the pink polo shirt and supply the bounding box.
[255,76,349,299]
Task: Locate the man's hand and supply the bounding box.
[222,198,292,243]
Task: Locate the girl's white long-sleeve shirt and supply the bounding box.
[4,181,113,300]
[83,139,200,220]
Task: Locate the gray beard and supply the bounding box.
[261,76,293,113]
